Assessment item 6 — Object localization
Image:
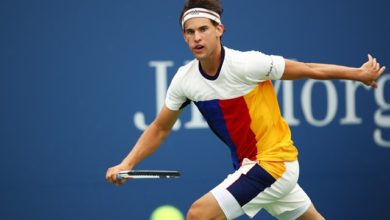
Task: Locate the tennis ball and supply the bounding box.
[150,205,184,220]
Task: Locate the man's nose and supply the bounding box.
[194,31,201,42]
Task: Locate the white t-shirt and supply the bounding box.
[165,46,297,171]
[166,46,285,111]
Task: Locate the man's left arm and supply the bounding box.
[281,54,386,88]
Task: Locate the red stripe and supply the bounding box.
[219,97,257,164]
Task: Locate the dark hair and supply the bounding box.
[179,0,223,29]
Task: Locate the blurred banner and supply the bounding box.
[1,0,389,219]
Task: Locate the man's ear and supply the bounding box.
[216,24,225,38]
[183,32,188,43]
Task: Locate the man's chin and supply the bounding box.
[194,53,206,61]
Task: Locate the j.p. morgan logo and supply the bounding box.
[133,61,390,148]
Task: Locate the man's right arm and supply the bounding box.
[105,105,181,185]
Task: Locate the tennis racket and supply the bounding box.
[117,170,181,179]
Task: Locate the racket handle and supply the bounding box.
[116,173,125,180]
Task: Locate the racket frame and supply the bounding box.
[117,170,181,179]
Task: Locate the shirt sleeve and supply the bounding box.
[165,72,187,111]
[241,51,285,83]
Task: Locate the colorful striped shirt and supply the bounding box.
[165,46,298,178]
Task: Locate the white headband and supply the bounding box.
[181,8,221,29]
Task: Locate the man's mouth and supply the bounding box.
[194,45,204,51]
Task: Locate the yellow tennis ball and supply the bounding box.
[150,205,184,220]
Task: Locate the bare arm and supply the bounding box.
[106,105,181,185]
[281,54,386,88]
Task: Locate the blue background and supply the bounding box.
[1,0,389,219]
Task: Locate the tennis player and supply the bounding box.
[106,0,385,219]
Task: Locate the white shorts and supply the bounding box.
[211,159,311,220]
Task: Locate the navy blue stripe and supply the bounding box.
[227,164,276,206]
[194,100,240,168]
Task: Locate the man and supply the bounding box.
[106,0,385,219]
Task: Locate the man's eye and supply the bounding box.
[200,27,208,32]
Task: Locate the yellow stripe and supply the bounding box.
[243,81,298,179]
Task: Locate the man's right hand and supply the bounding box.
[105,163,132,185]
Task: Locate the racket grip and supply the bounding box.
[116,173,124,180]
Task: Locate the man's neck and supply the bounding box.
[199,44,222,77]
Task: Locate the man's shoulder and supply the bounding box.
[176,59,198,75]
[223,46,264,68]
[224,46,262,57]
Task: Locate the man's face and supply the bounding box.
[183,18,224,61]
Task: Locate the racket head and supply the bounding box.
[117,170,181,179]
